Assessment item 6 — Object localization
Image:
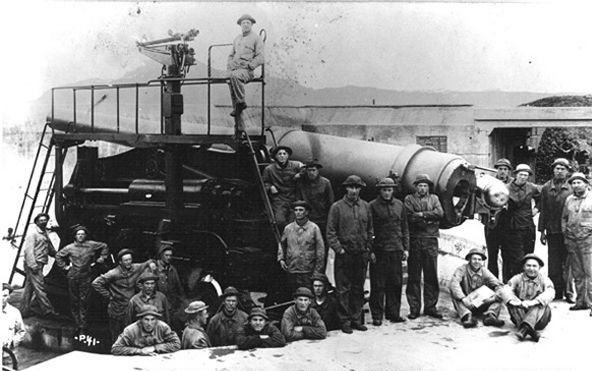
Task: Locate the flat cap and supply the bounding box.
[291,200,311,210]
[117,248,134,260]
[184,300,209,314]
[73,225,89,235]
[494,158,512,169]
[293,287,314,299]
[237,14,256,25]
[136,304,162,318]
[521,253,544,268]
[568,172,589,184]
[248,307,268,320]
[310,272,330,286]
[342,175,366,188]
[305,159,323,169]
[137,271,159,284]
[221,286,240,299]
[465,248,487,261]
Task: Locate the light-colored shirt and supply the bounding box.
[227,30,265,71]
[55,240,108,279]
[499,272,555,306]
[561,189,592,240]
[23,225,56,270]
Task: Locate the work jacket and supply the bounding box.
[227,30,265,71]
[281,305,327,342]
[262,161,303,202]
[182,322,211,349]
[155,259,184,306]
[561,189,592,241]
[369,196,410,252]
[206,309,248,346]
[297,175,335,224]
[23,225,56,270]
[449,264,503,300]
[127,291,170,324]
[404,192,443,238]
[501,181,541,230]
[278,220,325,274]
[499,272,555,306]
[327,196,374,254]
[236,323,286,350]
[111,320,180,355]
[538,179,571,234]
[55,240,108,279]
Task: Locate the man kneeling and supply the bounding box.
[236,307,286,349]
[112,304,180,355]
[281,287,327,342]
[499,253,554,342]
[449,248,504,328]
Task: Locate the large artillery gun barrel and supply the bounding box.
[276,130,477,228]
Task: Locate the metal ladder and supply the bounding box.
[8,121,65,283]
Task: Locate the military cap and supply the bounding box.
[342,175,366,188]
[514,164,533,175]
[2,283,13,293]
[137,271,159,284]
[551,158,571,170]
[413,174,434,187]
[521,253,544,268]
[493,158,512,169]
[117,248,134,260]
[305,159,323,169]
[465,248,487,261]
[568,172,589,184]
[33,212,50,224]
[184,300,209,314]
[310,272,330,286]
[221,286,240,299]
[293,287,314,299]
[237,14,256,25]
[375,177,396,189]
[270,145,292,157]
[248,307,269,320]
[291,200,311,210]
[136,304,162,318]
[72,225,89,235]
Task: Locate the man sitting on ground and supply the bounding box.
[281,287,327,342]
[499,253,555,342]
[310,272,340,331]
[181,301,211,349]
[236,307,286,350]
[111,304,180,356]
[449,248,505,328]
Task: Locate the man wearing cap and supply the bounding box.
[278,200,325,294]
[404,174,444,319]
[262,145,304,230]
[369,177,409,326]
[297,160,335,247]
[111,304,180,355]
[327,175,374,334]
[2,283,26,351]
[92,249,157,342]
[236,307,286,349]
[154,241,184,310]
[449,248,504,328]
[498,254,554,342]
[494,158,514,185]
[227,14,264,118]
[55,225,109,330]
[539,158,574,303]
[206,286,248,346]
[310,273,339,331]
[127,271,170,325]
[561,172,592,312]
[21,212,59,318]
[281,287,327,342]
[181,301,211,349]
[498,164,541,282]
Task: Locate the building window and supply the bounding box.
[416,136,448,152]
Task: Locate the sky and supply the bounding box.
[1,0,592,123]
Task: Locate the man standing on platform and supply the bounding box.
[404,174,444,320]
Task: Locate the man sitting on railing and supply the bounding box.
[227,14,265,119]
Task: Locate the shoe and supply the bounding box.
[389,317,406,323]
[237,102,247,111]
[483,315,504,327]
[515,326,528,341]
[461,314,477,328]
[522,323,540,342]
[569,304,588,311]
[408,313,420,320]
[230,109,236,117]
[351,323,368,331]
[424,309,443,319]
[341,324,353,334]
[372,319,382,326]
[566,296,576,304]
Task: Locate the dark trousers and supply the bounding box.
[406,238,439,315]
[508,304,552,330]
[500,229,531,282]
[335,251,369,326]
[485,226,503,278]
[287,272,314,294]
[69,276,92,328]
[547,233,570,299]
[21,265,55,316]
[370,250,403,320]
[109,313,127,342]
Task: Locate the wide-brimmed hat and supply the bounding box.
[494,158,512,169]
[221,286,240,299]
[514,164,533,175]
[342,175,366,188]
[237,14,256,25]
[413,174,434,187]
[33,212,50,223]
[305,160,323,169]
[521,253,544,268]
[136,304,162,318]
[375,177,396,189]
[117,248,134,260]
[568,172,589,184]
[465,248,487,261]
[271,146,292,157]
[291,200,311,210]
[248,307,268,320]
[293,287,314,299]
[72,225,89,235]
[551,158,571,170]
[137,271,159,284]
[184,300,209,314]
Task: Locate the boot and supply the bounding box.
[461,314,477,328]
[483,314,504,327]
